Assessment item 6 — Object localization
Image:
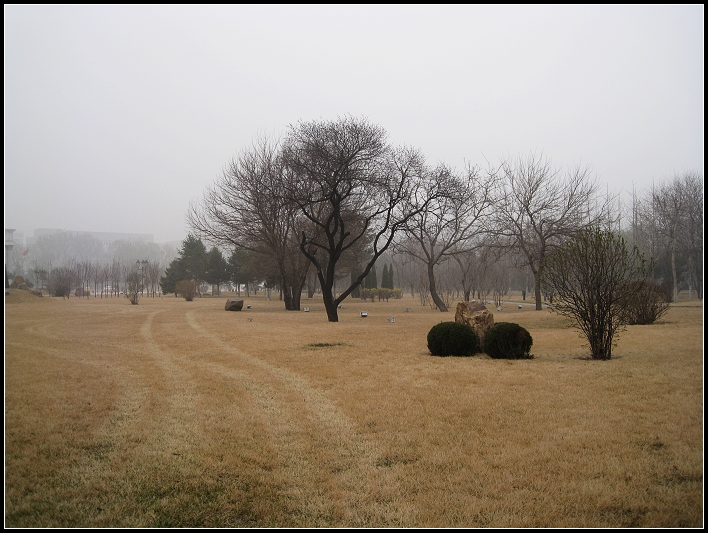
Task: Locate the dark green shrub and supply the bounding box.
[484,322,533,359]
[427,322,479,357]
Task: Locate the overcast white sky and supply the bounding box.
[4,5,704,244]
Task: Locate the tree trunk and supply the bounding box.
[532,251,544,310]
[319,274,339,322]
[282,279,294,310]
[428,263,448,312]
[671,240,678,303]
[534,274,542,311]
[292,285,303,310]
[291,269,307,311]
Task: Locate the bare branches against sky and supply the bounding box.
[4,5,703,243]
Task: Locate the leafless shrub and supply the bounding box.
[624,280,671,325]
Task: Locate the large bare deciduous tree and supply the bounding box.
[282,116,434,322]
[189,136,311,310]
[491,153,604,310]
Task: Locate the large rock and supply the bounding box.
[225,298,244,311]
[455,302,495,350]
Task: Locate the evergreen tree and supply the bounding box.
[227,249,245,295]
[160,259,184,295]
[350,269,361,298]
[227,248,262,296]
[180,234,207,287]
[160,234,207,296]
[364,264,378,289]
[383,263,394,289]
[204,247,229,296]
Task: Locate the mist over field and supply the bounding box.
[4,5,703,245]
[4,8,703,524]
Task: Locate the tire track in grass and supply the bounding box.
[5,308,156,527]
[145,307,351,525]
[70,309,206,526]
[181,308,409,526]
[138,310,199,455]
[14,309,201,526]
[181,310,358,525]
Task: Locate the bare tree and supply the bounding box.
[31,262,49,296]
[73,261,90,297]
[145,260,163,297]
[109,259,122,296]
[189,135,311,310]
[542,228,652,360]
[29,231,106,268]
[282,116,435,322]
[679,173,703,300]
[491,153,604,310]
[627,184,657,270]
[625,174,702,301]
[488,258,511,309]
[653,175,687,303]
[451,249,477,302]
[90,261,102,297]
[123,262,144,304]
[98,263,111,298]
[391,249,421,299]
[396,163,495,311]
[49,262,76,298]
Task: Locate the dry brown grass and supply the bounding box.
[4,289,703,527]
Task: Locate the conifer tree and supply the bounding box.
[365,264,378,289]
[160,234,207,295]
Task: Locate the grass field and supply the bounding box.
[4,289,703,527]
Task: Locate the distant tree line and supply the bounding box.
[12,118,700,320]
[17,257,164,300]
[6,233,178,299]
[184,115,702,322]
[625,172,703,302]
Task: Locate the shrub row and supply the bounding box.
[427,321,533,359]
[361,288,403,302]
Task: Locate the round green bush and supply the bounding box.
[427,321,479,356]
[484,322,533,359]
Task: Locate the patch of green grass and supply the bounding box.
[305,342,348,349]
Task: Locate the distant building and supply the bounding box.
[10,230,25,249]
[5,228,15,253]
[5,228,15,288]
[26,228,154,252]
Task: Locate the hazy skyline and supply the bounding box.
[5,5,704,244]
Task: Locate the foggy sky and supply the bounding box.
[4,5,704,245]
